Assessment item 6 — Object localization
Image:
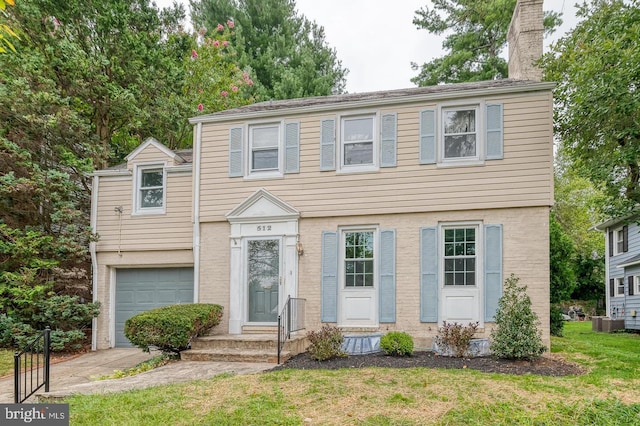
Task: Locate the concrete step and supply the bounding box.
[181,348,291,364]
[191,334,307,353]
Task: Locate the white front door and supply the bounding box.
[339,230,378,327]
[440,225,482,325]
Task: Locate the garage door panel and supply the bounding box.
[115,267,194,347]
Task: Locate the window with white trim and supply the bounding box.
[615,277,625,297]
[134,165,165,214]
[341,115,376,171]
[442,106,479,160]
[634,275,640,295]
[344,230,375,287]
[249,123,280,173]
[614,227,625,255]
[443,226,477,286]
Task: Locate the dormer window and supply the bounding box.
[134,165,165,215]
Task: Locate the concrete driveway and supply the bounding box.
[0,348,272,403]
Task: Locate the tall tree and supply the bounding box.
[412,0,561,86]
[190,0,348,100]
[0,0,17,54]
[544,0,640,220]
[553,168,605,302]
[0,0,254,335]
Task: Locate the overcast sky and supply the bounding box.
[158,0,580,93]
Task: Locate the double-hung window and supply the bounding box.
[135,166,165,214]
[443,227,477,286]
[250,124,280,173]
[344,231,374,287]
[442,107,478,160]
[615,277,625,297]
[614,228,625,255]
[341,116,375,170]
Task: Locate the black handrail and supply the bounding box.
[14,327,51,403]
[277,297,306,364]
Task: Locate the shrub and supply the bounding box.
[306,325,347,361]
[434,321,479,357]
[490,274,546,360]
[380,331,414,357]
[550,304,565,337]
[124,304,223,355]
[0,295,99,352]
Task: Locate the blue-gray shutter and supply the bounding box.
[419,109,436,164]
[321,231,338,322]
[485,103,503,160]
[320,119,336,171]
[285,122,300,173]
[380,113,397,167]
[420,227,438,322]
[228,127,244,177]
[484,224,503,322]
[379,229,396,323]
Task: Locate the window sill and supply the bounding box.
[337,166,379,175]
[243,172,284,180]
[131,209,166,216]
[437,159,485,168]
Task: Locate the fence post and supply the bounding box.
[44,327,51,392]
[14,351,20,403]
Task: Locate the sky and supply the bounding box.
[157,0,580,93]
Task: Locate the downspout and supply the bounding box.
[605,227,611,318]
[193,122,203,303]
[90,175,99,351]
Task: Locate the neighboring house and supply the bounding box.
[595,217,640,330]
[90,0,553,350]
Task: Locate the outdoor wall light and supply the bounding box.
[296,235,304,256]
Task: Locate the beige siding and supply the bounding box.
[95,171,193,252]
[127,144,177,166]
[94,250,194,350]
[198,206,550,349]
[198,91,553,222]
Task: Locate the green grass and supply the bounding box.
[64,322,640,425]
[96,354,172,380]
[0,349,14,377]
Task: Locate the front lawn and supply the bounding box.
[66,322,640,425]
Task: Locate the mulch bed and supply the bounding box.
[273,351,585,377]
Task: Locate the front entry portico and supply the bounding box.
[226,189,300,334]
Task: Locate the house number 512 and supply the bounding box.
[257,225,272,231]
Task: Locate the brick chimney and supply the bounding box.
[508,0,544,81]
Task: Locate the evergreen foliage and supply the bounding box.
[124,304,223,354]
[380,332,414,357]
[412,0,561,85]
[490,274,546,360]
[191,0,348,100]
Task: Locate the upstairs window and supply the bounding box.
[250,124,280,173]
[611,226,628,256]
[135,166,165,215]
[442,107,478,160]
[341,116,376,170]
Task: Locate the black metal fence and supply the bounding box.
[14,327,51,403]
[277,297,306,364]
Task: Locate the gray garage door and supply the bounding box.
[115,267,194,347]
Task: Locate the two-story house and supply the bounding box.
[595,217,640,331]
[90,0,553,352]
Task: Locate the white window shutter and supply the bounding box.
[321,231,338,322]
[379,229,396,322]
[229,127,244,177]
[380,113,397,167]
[485,103,503,160]
[420,226,438,322]
[320,119,336,171]
[419,109,436,164]
[484,224,503,321]
[285,122,300,173]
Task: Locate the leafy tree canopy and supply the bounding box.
[544,0,640,219]
[0,0,18,54]
[412,0,561,86]
[190,0,348,100]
